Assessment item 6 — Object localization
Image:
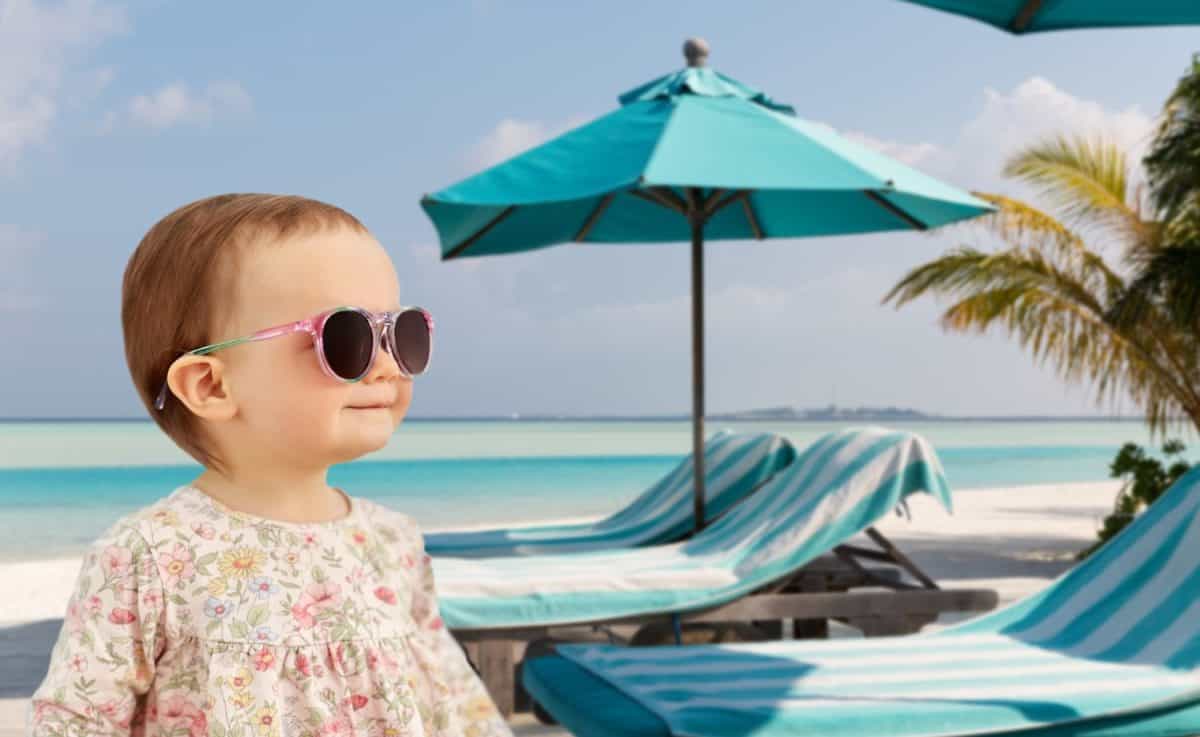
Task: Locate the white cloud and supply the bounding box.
[466,114,589,170]
[829,76,1156,198]
[839,77,1158,269]
[0,0,126,171]
[842,130,946,169]
[126,80,252,130]
[954,76,1155,189]
[956,78,1151,192]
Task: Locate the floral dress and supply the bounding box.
[27,484,514,737]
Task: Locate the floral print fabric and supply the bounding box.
[28,485,513,737]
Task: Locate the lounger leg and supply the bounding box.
[513,640,534,713]
[794,570,830,639]
[514,676,531,713]
[477,639,518,718]
[793,618,830,639]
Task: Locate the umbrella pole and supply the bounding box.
[689,195,706,533]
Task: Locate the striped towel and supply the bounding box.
[424,429,796,557]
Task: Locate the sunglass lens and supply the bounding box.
[390,309,431,375]
[322,309,375,380]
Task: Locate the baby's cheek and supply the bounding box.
[251,379,346,451]
[390,389,413,424]
[241,350,320,409]
[276,386,336,424]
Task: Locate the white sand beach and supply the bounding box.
[0,480,1123,736]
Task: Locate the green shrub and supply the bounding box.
[1078,440,1191,560]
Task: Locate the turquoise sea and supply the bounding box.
[0,419,1188,563]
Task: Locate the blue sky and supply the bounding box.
[2,0,1197,419]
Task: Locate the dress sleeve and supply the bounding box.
[27,520,167,736]
[409,525,514,737]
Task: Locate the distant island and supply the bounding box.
[709,404,934,421]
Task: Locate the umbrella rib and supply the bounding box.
[654,186,690,214]
[706,189,749,218]
[443,205,517,260]
[574,194,616,242]
[741,194,765,239]
[864,190,928,231]
[701,188,726,212]
[1010,0,1044,32]
[630,187,688,216]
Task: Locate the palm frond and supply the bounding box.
[1146,54,1200,223]
[969,193,1082,252]
[1005,135,1153,248]
[1111,243,1200,331]
[884,244,1200,435]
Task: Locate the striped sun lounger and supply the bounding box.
[424,429,796,557]
[522,462,1200,737]
[433,427,959,631]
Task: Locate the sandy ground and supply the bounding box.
[0,480,1121,736]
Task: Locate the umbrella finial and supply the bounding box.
[683,37,709,67]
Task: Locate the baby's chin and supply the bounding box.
[331,407,399,457]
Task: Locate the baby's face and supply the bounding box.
[214,226,413,467]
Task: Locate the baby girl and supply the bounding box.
[27,193,512,737]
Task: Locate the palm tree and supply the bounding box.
[1145,54,1200,227]
[882,135,1200,435]
[1111,54,1200,332]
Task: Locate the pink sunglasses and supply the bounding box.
[155,305,433,410]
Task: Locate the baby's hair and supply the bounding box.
[121,193,368,471]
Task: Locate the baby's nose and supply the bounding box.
[365,336,401,381]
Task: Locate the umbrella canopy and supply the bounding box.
[898,0,1200,34]
[422,59,987,258]
[420,39,993,532]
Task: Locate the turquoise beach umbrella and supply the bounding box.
[898,0,1200,33]
[420,39,993,533]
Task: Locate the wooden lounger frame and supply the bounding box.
[448,525,999,717]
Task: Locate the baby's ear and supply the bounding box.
[166,355,237,421]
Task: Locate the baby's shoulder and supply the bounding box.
[354,497,425,547]
[86,486,192,556]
